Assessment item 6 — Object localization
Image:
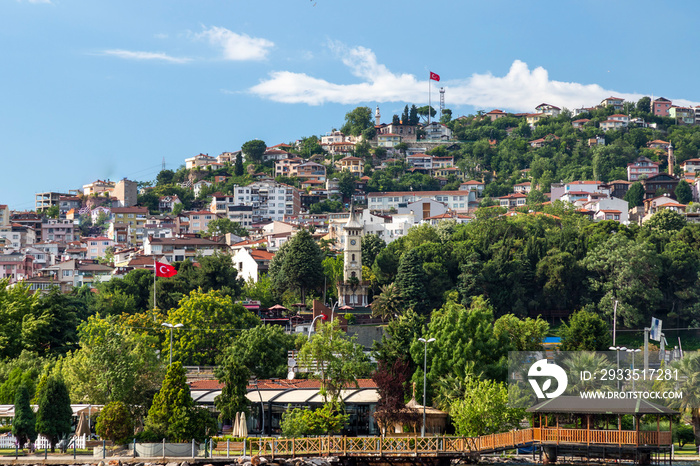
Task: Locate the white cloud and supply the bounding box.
[196,26,273,61]
[22,0,52,4]
[101,49,191,64]
[250,44,697,110]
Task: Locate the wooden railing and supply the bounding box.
[247,428,671,458]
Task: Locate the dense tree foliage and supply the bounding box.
[268,229,325,302]
[35,376,72,452]
[145,362,216,442]
[167,289,260,366]
[241,139,267,163]
[299,320,371,403]
[12,384,36,447]
[95,401,133,444]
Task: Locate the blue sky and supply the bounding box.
[2,0,700,210]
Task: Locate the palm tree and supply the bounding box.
[370,283,403,321]
[560,351,616,394]
[666,353,700,451]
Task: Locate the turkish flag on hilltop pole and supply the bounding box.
[429,71,440,82]
[155,261,178,278]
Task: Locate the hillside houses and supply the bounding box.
[9,92,700,292]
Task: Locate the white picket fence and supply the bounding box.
[0,433,86,449]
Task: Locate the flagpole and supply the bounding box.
[153,256,157,311]
[428,73,432,125]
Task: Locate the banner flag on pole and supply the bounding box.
[155,261,178,278]
[429,71,440,82]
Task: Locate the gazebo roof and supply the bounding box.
[526,396,678,415]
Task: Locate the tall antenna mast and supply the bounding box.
[439,87,445,118]
[162,156,166,171]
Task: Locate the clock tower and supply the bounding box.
[337,203,369,307]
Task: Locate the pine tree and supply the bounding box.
[12,384,36,448]
[35,377,72,452]
[274,229,325,302]
[675,180,693,204]
[145,361,193,440]
[234,153,244,177]
[395,249,429,315]
[624,181,645,207]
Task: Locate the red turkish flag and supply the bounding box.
[155,261,178,277]
[429,71,440,82]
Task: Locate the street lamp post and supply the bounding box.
[161,322,184,367]
[627,348,642,391]
[253,379,265,437]
[609,346,627,390]
[308,314,328,340]
[418,337,436,438]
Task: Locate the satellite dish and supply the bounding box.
[287,371,296,380]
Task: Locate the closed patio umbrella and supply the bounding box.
[75,412,90,437]
[239,412,248,437]
[232,412,240,437]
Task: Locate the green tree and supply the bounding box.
[44,204,59,219]
[416,105,437,123]
[370,283,403,321]
[95,401,133,444]
[372,308,424,373]
[361,234,386,267]
[645,209,687,232]
[411,295,511,405]
[0,351,45,404]
[280,403,349,437]
[493,314,549,351]
[268,229,325,302]
[624,181,645,207]
[214,358,249,423]
[559,309,611,351]
[167,289,260,366]
[241,274,276,308]
[637,97,651,114]
[450,376,524,436]
[206,218,248,237]
[665,353,700,447]
[234,153,244,176]
[676,180,693,204]
[394,249,429,315]
[156,169,175,186]
[408,105,419,126]
[337,170,356,200]
[35,376,72,452]
[220,325,295,379]
[241,139,267,164]
[62,315,164,420]
[12,384,36,448]
[0,280,40,359]
[401,106,409,124]
[527,189,546,205]
[145,362,215,441]
[582,233,662,327]
[340,107,373,136]
[299,320,371,403]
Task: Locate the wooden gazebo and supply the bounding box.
[527,396,677,464]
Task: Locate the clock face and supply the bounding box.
[350,239,356,245]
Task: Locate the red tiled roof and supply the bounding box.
[250,249,274,261]
[568,180,602,185]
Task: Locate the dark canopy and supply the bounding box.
[527,396,678,415]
